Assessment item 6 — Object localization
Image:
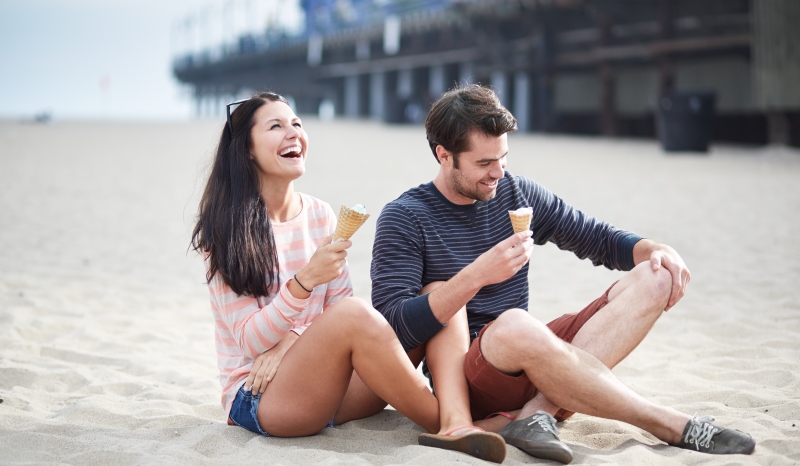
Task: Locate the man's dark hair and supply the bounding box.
[424,84,518,167]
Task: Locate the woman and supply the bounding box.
[190,92,504,461]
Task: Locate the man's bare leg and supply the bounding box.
[571,262,672,367]
[476,262,678,431]
[477,263,754,458]
[478,306,689,444]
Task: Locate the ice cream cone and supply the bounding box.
[508,207,532,233]
[333,205,370,241]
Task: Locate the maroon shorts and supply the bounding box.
[464,283,616,422]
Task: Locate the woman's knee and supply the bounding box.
[328,297,372,320]
[327,297,390,336]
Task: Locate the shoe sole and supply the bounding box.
[504,437,574,464]
[419,431,507,463]
[671,434,756,455]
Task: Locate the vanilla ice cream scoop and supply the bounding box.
[333,204,370,241]
[508,207,532,233]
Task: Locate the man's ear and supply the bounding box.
[435,145,451,165]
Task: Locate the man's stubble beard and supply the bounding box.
[450,168,497,203]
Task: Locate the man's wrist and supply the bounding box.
[443,265,483,307]
[632,238,653,265]
[458,262,486,292]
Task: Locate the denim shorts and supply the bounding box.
[228,385,337,436]
[229,385,271,436]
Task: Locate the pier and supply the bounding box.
[172,0,800,146]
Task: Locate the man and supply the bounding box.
[370,84,755,464]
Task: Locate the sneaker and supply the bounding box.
[497,410,574,464]
[672,414,755,455]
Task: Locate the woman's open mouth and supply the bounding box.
[279,146,302,158]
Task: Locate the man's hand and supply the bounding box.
[468,230,533,288]
[244,331,299,394]
[428,230,533,325]
[634,240,690,311]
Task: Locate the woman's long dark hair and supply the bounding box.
[191,92,289,297]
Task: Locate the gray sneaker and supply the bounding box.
[672,414,755,455]
[497,411,574,464]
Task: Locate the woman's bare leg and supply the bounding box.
[412,284,508,463]
[427,308,474,435]
[333,372,388,424]
[420,282,475,435]
[258,297,440,437]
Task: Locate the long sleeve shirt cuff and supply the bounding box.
[399,294,446,351]
[621,234,644,271]
[278,281,309,314]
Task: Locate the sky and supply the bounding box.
[0,0,302,121]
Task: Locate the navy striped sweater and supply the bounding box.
[370,171,642,351]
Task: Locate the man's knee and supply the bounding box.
[493,308,545,333]
[483,309,559,367]
[625,262,672,311]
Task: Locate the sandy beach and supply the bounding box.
[1,117,798,465]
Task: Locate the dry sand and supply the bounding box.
[1,117,798,465]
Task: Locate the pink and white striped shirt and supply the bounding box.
[207,193,353,414]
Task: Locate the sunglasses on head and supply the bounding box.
[226,93,287,131]
[226,98,249,132]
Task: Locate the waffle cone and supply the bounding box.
[508,211,532,233]
[333,205,370,241]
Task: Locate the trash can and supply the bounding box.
[657,91,716,152]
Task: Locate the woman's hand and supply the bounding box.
[294,234,351,292]
[244,331,299,394]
